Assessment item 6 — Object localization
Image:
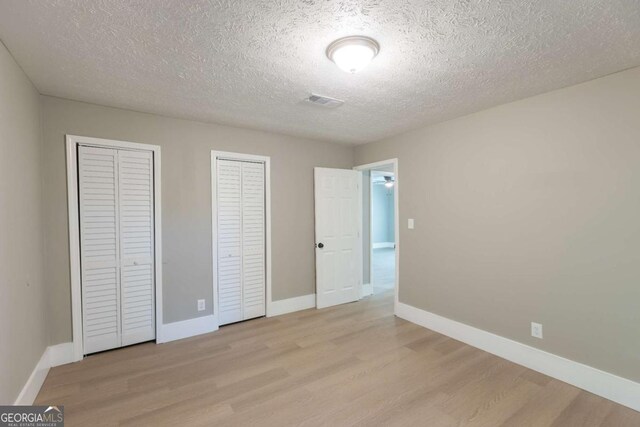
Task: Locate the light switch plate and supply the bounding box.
[408,218,415,229]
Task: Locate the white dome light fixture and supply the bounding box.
[326,36,380,73]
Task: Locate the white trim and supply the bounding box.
[14,348,50,405]
[211,151,272,325]
[369,174,374,290]
[361,283,373,297]
[354,159,399,311]
[48,342,75,367]
[372,242,395,249]
[13,342,76,405]
[65,140,82,362]
[357,171,363,298]
[270,294,316,316]
[396,302,640,412]
[158,315,218,343]
[66,135,163,360]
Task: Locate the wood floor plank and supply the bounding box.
[34,290,639,426]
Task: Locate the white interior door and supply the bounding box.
[216,158,266,325]
[314,167,361,309]
[78,145,155,355]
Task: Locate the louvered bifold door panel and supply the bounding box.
[118,150,155,346]
[241,162,266,320]
[79,146,121,354]
[217,160,243,325]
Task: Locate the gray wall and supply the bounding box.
[371,182,394,243]
[355,66,640,382]
[41,96,353,345]
[0,41,47,403]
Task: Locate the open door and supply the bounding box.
[314,167,361,309]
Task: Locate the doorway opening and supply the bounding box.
[370,170,396,293]
[354,159,399,309]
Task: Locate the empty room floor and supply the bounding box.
[35,291,638,426]
[372,247,395,293]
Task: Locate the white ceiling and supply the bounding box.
[1,1,639,144]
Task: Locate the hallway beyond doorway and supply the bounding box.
[372,247,395,293]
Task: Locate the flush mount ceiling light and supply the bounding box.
[326,36,380,73]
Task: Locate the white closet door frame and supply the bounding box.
[66,135,162,362]
[211,151,272,327]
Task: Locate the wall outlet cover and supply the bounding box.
[197,299,205,311]
[531,322,543,339]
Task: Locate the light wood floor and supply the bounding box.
[36,290,639,426]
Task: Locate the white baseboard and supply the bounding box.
[373,242,395,249]
[158,315,218,343]
[14,341,76,405]
[269,294,316,316]
[14,348,50,405]
[361,283,373,297]
[396,302,640,412]
[48,342,75,367]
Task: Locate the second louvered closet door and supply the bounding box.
[78,145,155,355]
[118,150,155,347]
[217,159,266,326]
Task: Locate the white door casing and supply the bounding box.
[314,167,362,309]
[353,158,400,314]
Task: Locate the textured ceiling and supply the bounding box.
[1,1,639,144]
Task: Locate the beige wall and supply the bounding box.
[355,66,640,382]
[41,96,353,345]
[0,41,47,403]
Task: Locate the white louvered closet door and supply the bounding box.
[241,162,266,320]
[217,160,243,325]
[217,159,266,326]
[78,146,155,355]
[79,146,121,354]
[118,150,155,346]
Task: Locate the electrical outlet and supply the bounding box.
[408,218,415,229]
[531,322,543,339]
[197,299,205,312]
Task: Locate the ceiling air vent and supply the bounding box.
[305,93,344,108]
